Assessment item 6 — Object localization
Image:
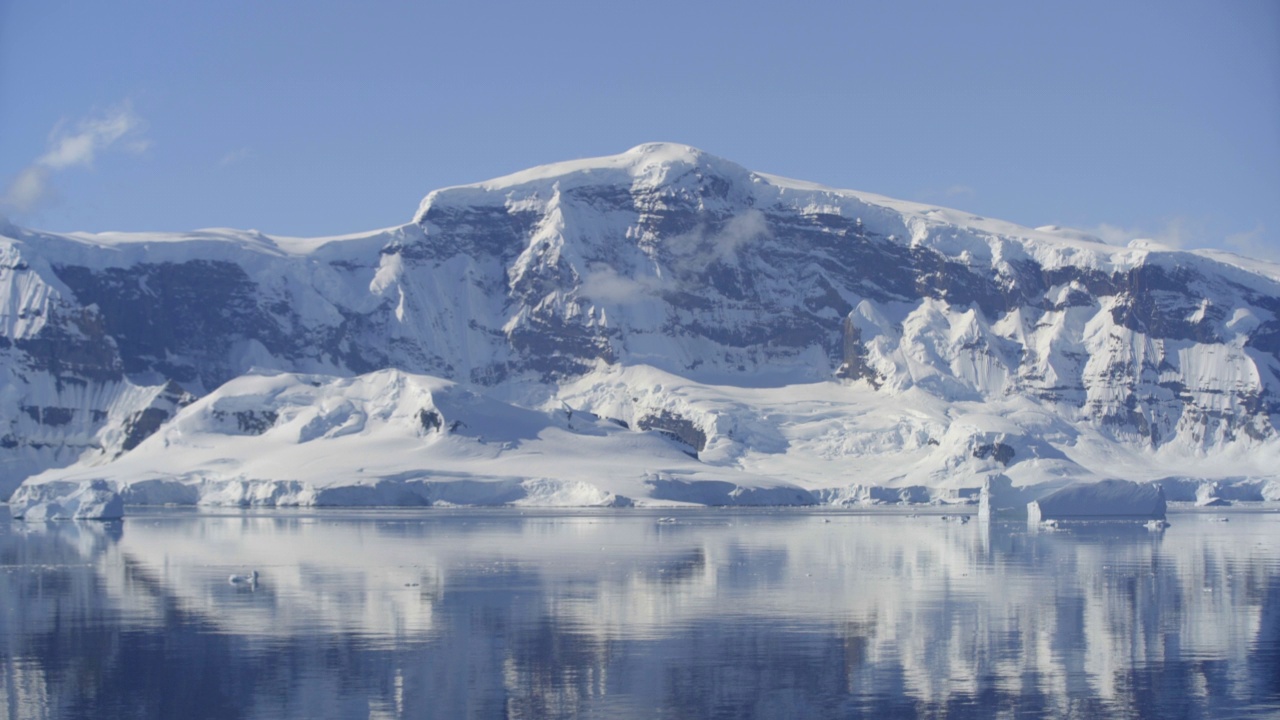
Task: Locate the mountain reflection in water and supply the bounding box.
[1,507,1277,719]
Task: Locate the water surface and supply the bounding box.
[1,506,1277,719]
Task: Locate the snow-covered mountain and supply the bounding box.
[4,143,1280,505]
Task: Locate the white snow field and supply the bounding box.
[16,363,1280,510]
[4,144,1280,510]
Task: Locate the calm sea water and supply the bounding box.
[0,505,1277,720]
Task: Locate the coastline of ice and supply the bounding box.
[9,480,124,520]
[11,473,1275,516]
[13,368,1279,511]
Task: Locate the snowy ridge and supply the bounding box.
[5,143,1280,505]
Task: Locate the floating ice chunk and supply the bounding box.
[10,480,124,521]
[1264,480,1280,502]
[1028,479,1165,523]
[229,570,259,587]
[1194,481,1232,507]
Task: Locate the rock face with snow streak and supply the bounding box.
[3,144,1280,503]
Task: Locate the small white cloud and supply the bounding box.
[666,208,771,267]
[579,264,666,303]
[1223,223,1276,262]
[2,167,54,215]
[1085,217,1278,259]
[218,147,253,168]
[1086,217,1200,249]
[1,102,148,215]
[1087,223,1137,246]
[713,208,770,263]
[917,184,978,205]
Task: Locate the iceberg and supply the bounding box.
[1027,479,1165,523]
[977,475,1046,521]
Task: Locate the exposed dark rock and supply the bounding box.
[835,316,880,386]
[973,443,1016,466]
[52,261,297,389]
[637,411,707,453]
[14,306,123,384]
[121,408,171,452]
[235,410,278,435]
[20,406,75,426]
[206,408,278,436]
[418,409,442,433]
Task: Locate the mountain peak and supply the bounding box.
[618,142,747,174]
[622,141,706,161]
[620,142,754,183]
[414,143,754,222]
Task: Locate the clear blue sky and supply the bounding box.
[1,1,1277,258]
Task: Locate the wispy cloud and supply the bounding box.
[942,184,976,199]
[1087,217,1202,249]
[1083,217,1279,261]
[578,209,773,303]
[217,147,253,168]
[579,264,667,303]
[1,102,148,215]
[1223,223,1277,262]
[917,184,977,205]
[667,208,771,266]
[711,208,770,263]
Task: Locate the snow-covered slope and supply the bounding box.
[4,143,1280,505]
[33,368,812,507]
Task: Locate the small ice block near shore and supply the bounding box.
[1027,479,1166,523]
[978,475,1039,521]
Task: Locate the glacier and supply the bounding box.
[2,142,1280,508]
